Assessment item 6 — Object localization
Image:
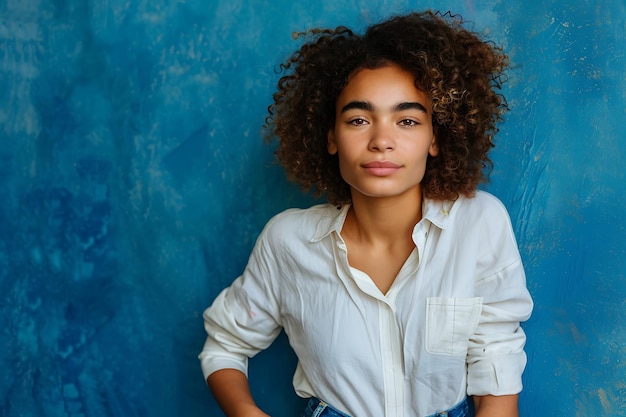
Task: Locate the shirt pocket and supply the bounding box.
[425,297,483,356]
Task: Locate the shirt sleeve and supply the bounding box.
[466,257,533,396]
[465,195,534,396]
[198,229,283,381]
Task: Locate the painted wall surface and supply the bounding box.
[1,0,624,416]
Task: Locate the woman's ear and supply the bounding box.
[327,130,338,155]
[429,135,439,157]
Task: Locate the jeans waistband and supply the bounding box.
[301,398,351,417]
[301,396,471,417]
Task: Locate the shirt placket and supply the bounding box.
[332,229,419,417]
[379,298,404,417]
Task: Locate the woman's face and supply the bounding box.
[328,64,438,202]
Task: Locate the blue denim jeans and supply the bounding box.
[300,396,473,417]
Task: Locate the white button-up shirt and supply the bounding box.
[199,191,533,417]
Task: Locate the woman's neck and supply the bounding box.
[343,188,424,246]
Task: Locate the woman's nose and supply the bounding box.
[368,123,396,151]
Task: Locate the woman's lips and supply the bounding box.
[361,161,402,176]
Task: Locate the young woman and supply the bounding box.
[199,11,533,417]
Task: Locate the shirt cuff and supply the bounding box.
[198,338,249,381]
[466,350,527,396]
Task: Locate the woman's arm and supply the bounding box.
[473,394,519,417]
[207,369,270,417]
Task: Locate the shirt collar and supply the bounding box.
[310,204,350,243]
[310,197,457,243]
[421,197,455,229]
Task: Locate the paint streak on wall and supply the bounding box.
[0,1,625,416]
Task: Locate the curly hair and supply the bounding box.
[265,11,509,205]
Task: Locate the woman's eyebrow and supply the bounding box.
[340,101,373,113]
[394,101,428,113]
[340,101,428,113]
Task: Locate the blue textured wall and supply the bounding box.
[1,1,625,416]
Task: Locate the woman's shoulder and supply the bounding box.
[441,191,517,241]
[454,190,512,220]
[266,203,336,225]
[451,191,519,247]
[260,203,338,242]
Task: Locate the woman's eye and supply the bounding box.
[399,119,418,126]
[349,118,368,126]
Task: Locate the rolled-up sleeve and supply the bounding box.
[198,231,283,381]
[466,259,533,396]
